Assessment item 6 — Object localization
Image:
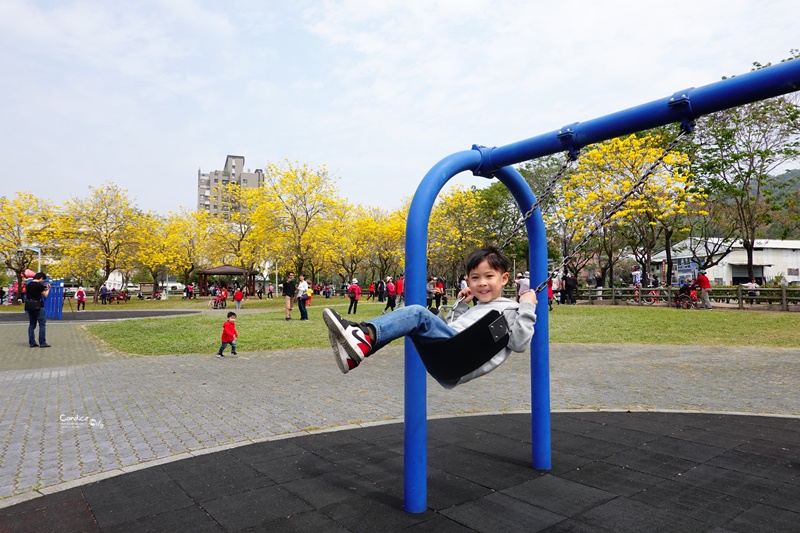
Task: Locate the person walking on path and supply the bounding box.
[216,311,238,357]
[281,274,296,321]
[297,274,310,321]
[396,274,405,307]
[25,272,51,348]
[347,278,361,315]
[233,287,244,309]
[691,269,713,310]
[383,276,396,314]
[76,286,87,311]
[323,246,537,388]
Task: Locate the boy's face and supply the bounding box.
[467,259,509,303]
[227,315,236,322]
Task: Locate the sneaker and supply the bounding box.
[39,343,51,348]
[323,308,373,366]
[231,351,237,355]
[328,329,359,373]
[216,353,224,358]
[29,343,38,348]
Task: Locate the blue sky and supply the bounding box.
[1,0,797,215]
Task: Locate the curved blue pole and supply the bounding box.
[494,166,551,469]
[404,149,482,514]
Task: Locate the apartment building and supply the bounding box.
[197,155,264,215]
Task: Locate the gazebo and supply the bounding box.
[197,265,259,296]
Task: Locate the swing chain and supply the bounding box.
[498,153,577,251]
[532,127,692,295]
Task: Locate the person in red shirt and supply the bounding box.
[690,269,713,310]
[383,276,397,313]
[347,279,361,315]
[233,287,244,309]
[396,274,404,306]
[217,312,238,357]
[220,285,229,309]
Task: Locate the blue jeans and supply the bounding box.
[298,297,309,320]
[28,307,47,345]
[218,340,237,354]
[366,305,457,352]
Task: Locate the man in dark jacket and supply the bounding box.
[26,272,51,348]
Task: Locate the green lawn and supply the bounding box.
[83,301,800,356]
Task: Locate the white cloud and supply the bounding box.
[1,0,798,213]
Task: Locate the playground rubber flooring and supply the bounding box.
[1,411,798,532]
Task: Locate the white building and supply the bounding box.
[652,239,800,286]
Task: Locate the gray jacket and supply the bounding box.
[442,297,537,388]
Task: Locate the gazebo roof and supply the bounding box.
[197,265,257,275]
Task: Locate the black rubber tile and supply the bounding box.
[572,497,709,533]
[539,518,606,532]
[449,413,532,442]
[501,474,616,517]
[629,479,754,526]
[560,460,663,497]
[427,444,540,490]
[249,510,350,532]
[176,469,274,503]
[668,425,749,449]
[312,441,401,470]
[160,451,251,481]
[602,447,699,478]
[706,449,797,483]
[760,481,800,513]
[550,430,630,460]
[549,449,595,475]
[0,488,98,533]
[82,467,172,496]
[248,450,338,484]
[602,411,689,435]
[400,513,476,532]
[440,491,565,533]
[722,502,800,533]
[281,470,380,509]
[638,435,728,463]
[201,484,313,532]
[674,464,784,502]
[84,479,196,529]
[228,439,307,463]
[454,430,537,466]
[348,423,405,445]
[319,493,433,532]
[417,466,496,511]
[735,437,800,462]
[293,431,366,452]
[550,413,607,435]
[103,504,224,533]
[580,423,659,448]
[344,454,404,489]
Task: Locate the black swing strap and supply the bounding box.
[412,310,510,384]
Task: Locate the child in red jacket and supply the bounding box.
[217,312,238,357]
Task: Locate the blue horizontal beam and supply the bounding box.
[482,59,800,172]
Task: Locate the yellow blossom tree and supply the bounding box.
[429,186,488,282]
[49,182,143,302]
[0,192,55,302]
[554,133,700,285]
[258,161,343,277]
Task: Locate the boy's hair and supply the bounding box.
[465,246,512,275]
[226,312,237,318]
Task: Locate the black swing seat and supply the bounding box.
[412,310,510,384]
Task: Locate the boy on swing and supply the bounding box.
[323,246,537,388]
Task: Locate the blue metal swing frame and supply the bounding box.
[403,59,800,513]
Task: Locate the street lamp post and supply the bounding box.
[17,246,41,272]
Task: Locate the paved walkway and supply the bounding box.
[1,314,798,508]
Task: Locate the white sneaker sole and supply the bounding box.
[323,309,366,364]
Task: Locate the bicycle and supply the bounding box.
[643,286,667,305]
